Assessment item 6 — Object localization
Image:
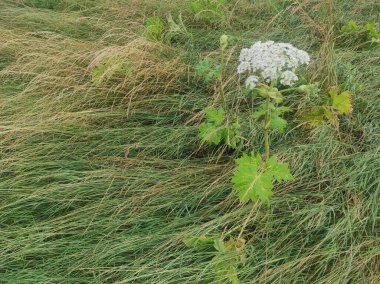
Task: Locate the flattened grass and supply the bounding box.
[0,0,379,283]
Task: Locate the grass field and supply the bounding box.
[0,0,379,283]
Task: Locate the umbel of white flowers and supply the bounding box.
[238,41,310,89]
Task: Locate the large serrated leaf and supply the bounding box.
[266,156,294,182]
[329,88,353,115]
[232,152,293,203]
[198,107,226,145]
[198,123,224,145]
[299,106,326,127]
[270,112,287,133]
[205,107,225,125]
[232,152,272,203]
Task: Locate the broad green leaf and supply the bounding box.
[252,109,266,120]
[252,102,271,120]
[199,123,224,145]
[186,236,245,284]
[232,152,273,203]
[266,156,293,182]
[184,235,216,251]
[258,85,283,103]
[364,22,379,39]
[213,261,239,284]
[341,20,360,33]
[223,126,241,150]
[198,107,226,145]
[324,108,339,129]
[205,107,225,125]
[275,106,291,115]
[213,238,226,253]
[206,64,222,81]
[252,104,290,133]
[195,58,221,82]
[299,106,326,127]
[225,238,246,253]
[297,84,320,96]
[270,112,287,133]
[198,107,240,148]
[232,152,293,203]
[329,89,352,115]
[267,89,283,103]
[195,58,213,75]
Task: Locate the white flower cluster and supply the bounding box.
[238,41,310,89]
[245,75,259,89]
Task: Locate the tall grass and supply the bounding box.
[0,0,379,283]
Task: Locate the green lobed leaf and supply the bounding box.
[198,107,226,145]
[213,260,239,284]
[329,88,353,115]
[232,152,273,203]
[185,236,245,284]
[184,235,216,251]
[270,112,287,133]
[232,152,293,203]
[195,59,221,82]
[252,109,266,120]
[252,103,290,133]
[297,83,320,96]
[199,122,224,145]
[213,238,226,253]
[266,156,293,182]
[341,20,360,33]
[205,107,225,125]
[195,58,213,75]
[299,106,327,127]
[364,22,379,39]
[223,127,241,150]
[275,106,291,115]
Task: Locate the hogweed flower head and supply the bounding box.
[245,75,259,89]
[238,41,310,88]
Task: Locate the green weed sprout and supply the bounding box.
[184,235,246,284]
[340,20,380,49]
[144,15,190,44]
[190,0,227,25]
[299,86,353,130]
[91,57,132,86]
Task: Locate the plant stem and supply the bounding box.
[238,204,256,240]
[219,49,228,113]
[264,97,271,161]
[279,87,298,93]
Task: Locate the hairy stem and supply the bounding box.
[264,97,271,161]
[219,49,228,113]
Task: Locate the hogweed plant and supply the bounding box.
[198,39,311,203]
[339,20,380,49]
[184,235,246,284]
[232,41,310,203]
[299,86,353,131]
[191,38,313,283]
[197,35,242,149]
